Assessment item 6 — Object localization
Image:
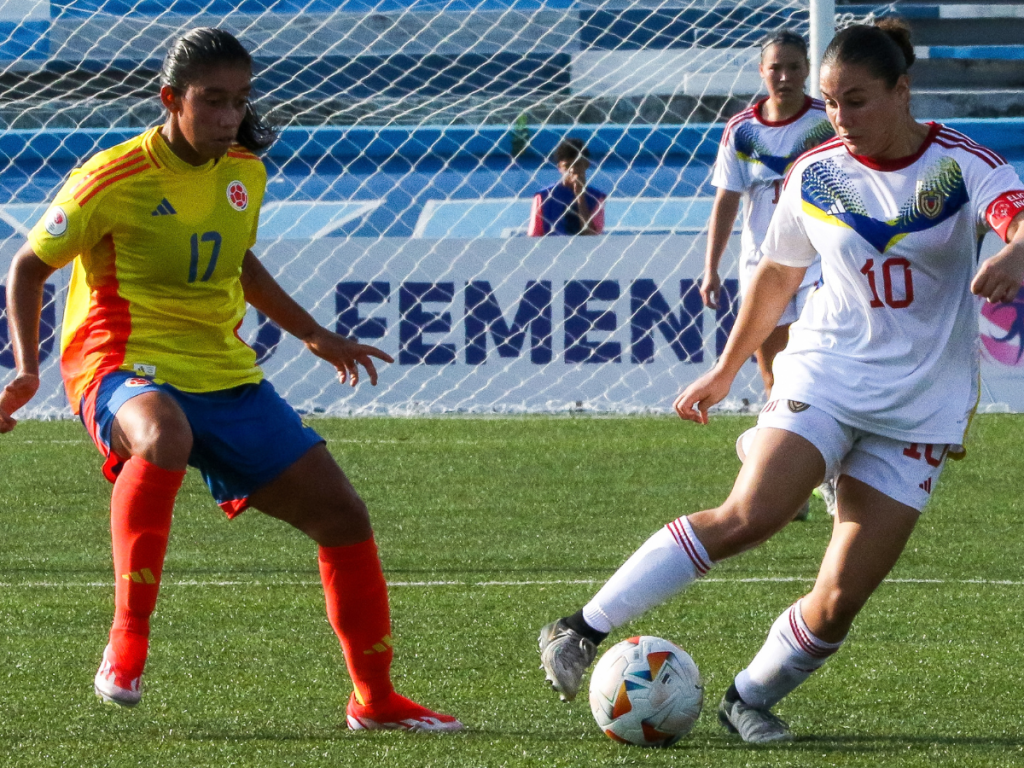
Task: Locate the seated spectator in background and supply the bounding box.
[528,138,606,236]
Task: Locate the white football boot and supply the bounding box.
[94,644,142,708]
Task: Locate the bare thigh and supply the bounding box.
[800,475,919,643]
[248,443,373,547]
[689,427,825,562]
[110,390,192,470]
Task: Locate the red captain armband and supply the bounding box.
[986,190,1024,242]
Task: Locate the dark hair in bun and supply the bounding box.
[822,18,915,88]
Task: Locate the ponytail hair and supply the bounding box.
[822,18,915,88]
[160,27,277,153]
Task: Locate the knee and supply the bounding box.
[692,502,782,561]
[302,495,372,547]
[137,417,191,466]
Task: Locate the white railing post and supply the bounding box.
[809,0,836,97]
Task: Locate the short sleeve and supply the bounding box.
[711,126,746,193]
[761,165,818,268]
[591,191,605,234]
[971,163,1024,241]
[28,171,104,269]
[527,193,545,236]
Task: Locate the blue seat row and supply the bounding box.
[4,1,1021,102]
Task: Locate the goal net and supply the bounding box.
[3,0,818,417]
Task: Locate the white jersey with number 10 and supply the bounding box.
[763,123,1024,444]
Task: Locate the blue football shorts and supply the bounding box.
[81,371,323,517]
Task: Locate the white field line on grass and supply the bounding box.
[11,439,91,444]
[1,577,1022,589]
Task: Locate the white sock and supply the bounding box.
[734,600,844,709]
[582,516,713,633]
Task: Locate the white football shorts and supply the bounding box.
[753,400,952,512]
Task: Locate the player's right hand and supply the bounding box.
[304,329,394,387]
[673,368,733,425]
[700,271,721,309]
[0,373,40,433]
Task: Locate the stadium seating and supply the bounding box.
[1,1,1020,128]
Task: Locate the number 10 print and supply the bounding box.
[860,257,914,308]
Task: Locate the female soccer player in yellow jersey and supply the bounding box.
[0,28,461,732]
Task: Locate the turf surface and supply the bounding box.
[1,415,1022,767]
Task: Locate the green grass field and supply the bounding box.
[1,414,1022,768]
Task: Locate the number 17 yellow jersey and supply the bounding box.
[29,127,267,414]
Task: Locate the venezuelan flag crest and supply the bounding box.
[918,189,943,219]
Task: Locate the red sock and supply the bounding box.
[108,456,185,678]
[318,538,395,706]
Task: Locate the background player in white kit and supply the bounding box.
[703,30,835,519]
[538,19,1024,743]
[702,30,833,396]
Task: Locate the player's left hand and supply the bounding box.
[304,329,394,387]
[673,366,733,425]
[972,243,1024,304]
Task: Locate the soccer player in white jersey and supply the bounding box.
[703,30,836,520]
[538,19,1024,743]
[702,30,833,395]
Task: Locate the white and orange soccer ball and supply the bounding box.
[589,635,703,747]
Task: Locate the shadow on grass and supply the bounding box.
[789,733,1024,751]
[175,726,1024,752]
[0,565,621,580]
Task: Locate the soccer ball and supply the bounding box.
[589,635,703,747]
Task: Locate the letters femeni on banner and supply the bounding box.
[2,233,1022,418]
[243,234,755,414]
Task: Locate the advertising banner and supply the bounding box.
[2,232,1021,418]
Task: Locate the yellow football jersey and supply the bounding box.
[29,127,267,413]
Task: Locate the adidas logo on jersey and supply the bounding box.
[827,199,847,216]
[151,198,177,216]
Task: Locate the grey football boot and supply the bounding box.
[538,619,597,702]
[816,477,839,517]
[718,690,794,744]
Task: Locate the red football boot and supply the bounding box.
[346,692,463,732]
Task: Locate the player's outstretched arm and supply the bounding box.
[675,258,804,424]
[972,212,1024,304]
[239,250,394,386]
[701,188,741,309]
[1,244,56,432]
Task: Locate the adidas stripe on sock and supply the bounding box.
[582,515,713,633]
[734,600,844,710]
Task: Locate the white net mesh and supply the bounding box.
[1,0,822,417]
